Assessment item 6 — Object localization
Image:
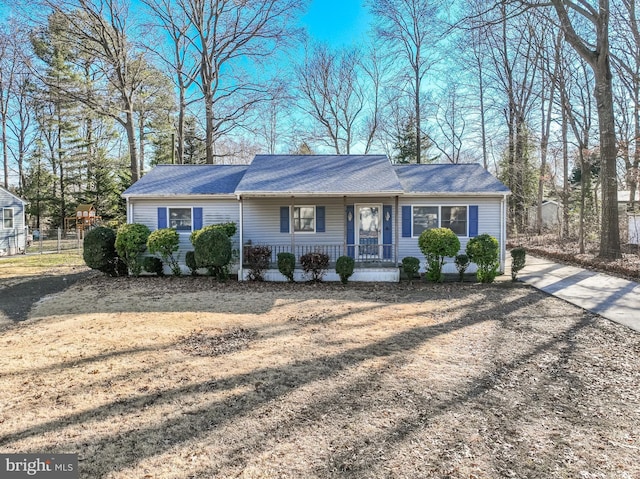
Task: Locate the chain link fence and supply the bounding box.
[26,228,83,255]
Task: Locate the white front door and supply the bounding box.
[356,204,381,258]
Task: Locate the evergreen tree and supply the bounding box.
[393,116,435,164]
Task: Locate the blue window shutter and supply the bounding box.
[316,206,325,232]
[401,206,411,237]
[383,205,392,259]
[157,207,167,229]
[346,205,355,258]
[280,206,290,233]
[469,205,478,237]
[193,207,203,231]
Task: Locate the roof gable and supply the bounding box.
[235,155,404,195]
[0,186,28,205]
[122,165,247,197]
[394,164,510,195]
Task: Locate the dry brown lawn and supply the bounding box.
[0,274,639,478]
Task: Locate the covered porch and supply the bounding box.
[238,198,402,282]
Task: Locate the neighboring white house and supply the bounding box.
[0,186,28,256]
[528,200,560,230]
[122,155,511,282]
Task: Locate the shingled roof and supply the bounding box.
[123,157,510,197]
[122,165,247,197]
[394,164,510,195]
[235,155,404,195]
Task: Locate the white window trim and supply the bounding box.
[168,206,194,233]
[288,205,316,234]
[411,205,469,238]
[1,207,14,230]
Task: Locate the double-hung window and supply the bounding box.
[169,208,192,231]
[293,206,315,232]
[2,208,14,229]
[441,206,467,236]
[412,206,438,237]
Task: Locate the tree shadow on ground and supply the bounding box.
[0,271,92,322]
[0,285,583,478]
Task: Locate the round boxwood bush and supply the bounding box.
[336,255,355,284]
[401,256,421,280]
[147,228,181,276]
[277,252,296,282]
[83,226,123,276]
[190,222,237,245]
[115,223,151,276]
[194,227,232,280]
[143,256,164,276]
[418,227,461,282]
[466,233,500,283]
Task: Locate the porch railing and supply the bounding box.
[243,243,396,267]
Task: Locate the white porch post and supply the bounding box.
[394,195,399,266]
[343,196,347,257]
[290,196,295,257]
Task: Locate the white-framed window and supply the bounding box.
[412,206,438,237]
[441,206,467,236]
[412,205,468,237]
[1,208,14,229]
[169,207,192,231]
[293,206,315,233]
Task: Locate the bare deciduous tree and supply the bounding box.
[177,0,304,164]
[296,44,366,154]
[367,0,445,163]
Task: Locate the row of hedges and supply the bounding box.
[85,223,525,284]
[83,223,237,280]
[412,228,526,283]
[245,247,355,284]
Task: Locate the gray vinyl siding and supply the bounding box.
[0,188,26,254]
[128,197,240,260]
[243,197,343,246]
[242,196,399,246]
[398,197,505,273]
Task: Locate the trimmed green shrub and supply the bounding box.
[418,227,461,283]
[401,256,421,280]
[466,233,500,283]
[277,252,296,282]
[246,245,272,281]
[454,254,470,282]
[511,247,527,281]
[83,226,123,276]
[115,223,151,276]
[336,255,355,284]
[300,251,329,282]
[185,250,198,276]
[190,222,237,245]
[194,227,232,280]
[147,228,181,276]
[143,256,164,276]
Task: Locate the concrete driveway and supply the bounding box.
[517,255,640,332]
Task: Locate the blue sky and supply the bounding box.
[301,0,371,47]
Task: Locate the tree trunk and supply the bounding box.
[561,94,570,239]
[594,58,621,258]
[124,109,140,182]
[415,64,421,164]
